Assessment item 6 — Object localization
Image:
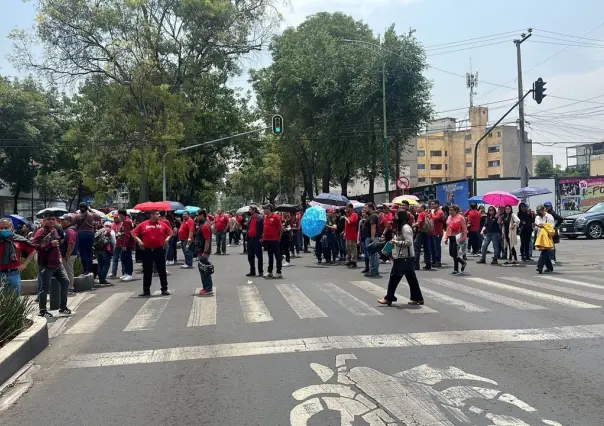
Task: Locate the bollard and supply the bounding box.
[49,277,61,310]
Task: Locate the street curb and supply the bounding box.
[0,316,49,386]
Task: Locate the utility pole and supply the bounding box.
[515,29,532,188]
[381,34,390,197]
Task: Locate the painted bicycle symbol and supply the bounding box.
[290,353,562,425]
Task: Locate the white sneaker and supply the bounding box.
[166,270,172,275]
[181,265,193,269]
[107,273,115,278]
[282,261,289,267]
[122,275,133,281]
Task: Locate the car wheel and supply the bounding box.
[586,223,603,239]
[566,235,579,240]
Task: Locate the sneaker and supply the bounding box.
[245,272,256,277]
[274,273,283,279]
[138,291,151,297]
[161,290,171,296]
[38,310,53,318]
[180,265,193,269]
[282,261,289,267]
[451,271,461,276]
[166,270,172,275]
[122,275,133,281]
[107,273,116,278]
[477,259,486,264]
[199,289,214,296]
[263,272,273,279]
[59,308,72,315]
[490,259,498,265]
[120,275,126,280]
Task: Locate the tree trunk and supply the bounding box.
[13,185,21,214]
[395,136,401,195]
[321,166,331,194]
[340,177,350,197]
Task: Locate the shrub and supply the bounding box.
[74,256,83,276]
[0,278,35,348]
[20,258,39,280]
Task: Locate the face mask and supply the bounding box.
[0,230,12,238]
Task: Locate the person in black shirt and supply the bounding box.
[362,202,381,277]
[336,209,346,261]
[517,202,534,261]
[477,206,501,264]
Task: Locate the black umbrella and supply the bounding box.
[275,204,300,213]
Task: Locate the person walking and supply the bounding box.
[194,209,214,296]
[429,200,445,267]
[245,206,264,277]
[464,203,482,255]
[517,202,535,262]
[94,222,115,285]
[477,206,502,265]
[362,202,381,278]
[377,210,423,306]
[413,204,432,271]
[262,204,283,279]
[73,202,101,274]
[534,204,555,274]
[344,203,359,268]
[132,210,173,297]
[59,214,78,292]
[214,209,229,254]
[501,205,520,265]
[178,211,195,269]
[444,205,468,275]
[0,218,36,294]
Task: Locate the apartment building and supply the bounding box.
[416,106,531,184]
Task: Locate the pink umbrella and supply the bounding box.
[482,191,519,207]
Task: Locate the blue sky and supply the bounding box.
[2,0,603,166]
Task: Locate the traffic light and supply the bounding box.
[272,114,283,136]
[533,77,547,104]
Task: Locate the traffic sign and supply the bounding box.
[396,176,410,190]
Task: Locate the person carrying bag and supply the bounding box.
[378,210,424,307]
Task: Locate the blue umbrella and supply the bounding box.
[510,186,552,198]
[174,210,185,215]
[4,214,33,229]
[301,205,327,238]
[469,195,484,204]
[314,193,349,206]
[184,205,201,214]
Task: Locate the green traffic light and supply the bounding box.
[275,127,281,133]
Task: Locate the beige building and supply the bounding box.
[416,106,531,184]
[590,154,604,176]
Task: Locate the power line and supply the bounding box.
[423,30,523,49]
[426,40,510,56]
[532,28,604,44]
[530,40,604,48]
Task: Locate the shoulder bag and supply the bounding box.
[392,244,414,275]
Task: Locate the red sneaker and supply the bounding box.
[199,289,214,296]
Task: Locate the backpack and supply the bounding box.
[94,229,110,251]
[422,214,434,234]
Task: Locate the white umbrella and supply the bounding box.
[236,206,251,214]
[36,207,68,218]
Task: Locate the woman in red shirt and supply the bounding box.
[445,205,468,275]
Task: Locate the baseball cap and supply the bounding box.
[59,214,72,221]
[544,201,552,206]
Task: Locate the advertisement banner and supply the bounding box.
[409,185,436,204]
[436,180,470,211]
[558,177,604,212]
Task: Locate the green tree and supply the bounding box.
[35,171,71,207]
[534,157,557,177]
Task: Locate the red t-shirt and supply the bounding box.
[178,217,195,241]
[117,217,136,249]
[248,216,258,238]
[132,220,173,249]
[417,211,429,231]
[344,212,359,241]
[465,209,482,232]
[431,209,445,236]
[0,240,36,270]
[214,214,229,232]
[262,213,282,241]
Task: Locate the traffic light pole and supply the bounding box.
[162,127,269,201]
[515,31,532,188]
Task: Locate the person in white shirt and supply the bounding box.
[533,205,554,273]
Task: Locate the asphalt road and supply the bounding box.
[2,238,604,425]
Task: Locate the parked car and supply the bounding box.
[560,202,604,239]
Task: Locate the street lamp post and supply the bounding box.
[341,37,390,195]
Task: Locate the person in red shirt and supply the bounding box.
[413,204,432,271]
[464,203,482,255]
[132,210,173,296]
[116,209,136,281]
[343,203,359,268]
[0,218,36,294]
[213,209,229,255]
[178,211,195,269]
[59,214,78,292]
[262,204,283,279]
[246,206,264,277]
[33,212,72,318]
[194,209,214,296]
[429,200,445,267]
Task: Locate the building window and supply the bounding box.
[464,134,471,140]
[431,177,443,183]
[465,148,472,154]
[418,177,426,183]
[430,164,442,170]
[488,145,501,153]
[497,131,501,137]
[445,164,448,170]
[417,164,425,170]
[488,133,493,138]
[488,160,501,167]
[430,150,442,156]
[488,174,501,178]
[445,151,448,156]
[418,150,425,156]
[465,162,472,167]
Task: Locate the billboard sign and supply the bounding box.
[558,177,604,212]
[436,180,470,211]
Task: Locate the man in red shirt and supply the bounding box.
[132,210,173,296]
[343,203,359,268]
[33,212,72,318]
[246,206,264,277]
[116,209,136,281]
[194,209,214,296]
[213,209,229,255]
[429,200,445,267]
[464,203,482,255]
[0,218,36,294]
[262,204,283,279]
[178,211,195,269]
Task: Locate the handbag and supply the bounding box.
[392,245,414,275]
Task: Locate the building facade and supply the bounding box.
[416,106,531,184]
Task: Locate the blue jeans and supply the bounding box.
[180,240,193,267]
[1,270,21,293]
[77,231,95,274]
[365,237,379,275]
[111,246,123,276]
[327,232,339,262]
[215,232,227,253]
[481,232,501,260]
[430,235,442,264]
[96,250,111,283]
[120,248,134,275]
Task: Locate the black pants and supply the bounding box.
[537,249,553,272]
[280,234,291,263]
[303,235,310,252]
[468,231,480,254]
[385,267,423,302]
[414,233,431,268]
[39,265,69,311]
[265,240,282,274]
[448,236,466,272]
[142,248,168,292]
[247,237,263,274]
[520,232,532,259]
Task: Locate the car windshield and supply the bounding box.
[586,203,604,214]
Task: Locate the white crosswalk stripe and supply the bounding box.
[539,275,604,290]
[349,280,438,313]
[318,282,382,316]
[466,277,600,309]
[428,278,547,310]
[65,292,133,335]
[187,289,217,327]
[573,275,604,283]
[124,294,172,331]
[276,284,327,319]
[237,285,273,323]
[500,277,604,301]
[48,293,96,338]
[420,288,490,313]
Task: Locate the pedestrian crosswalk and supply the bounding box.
[48,271,604,338]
